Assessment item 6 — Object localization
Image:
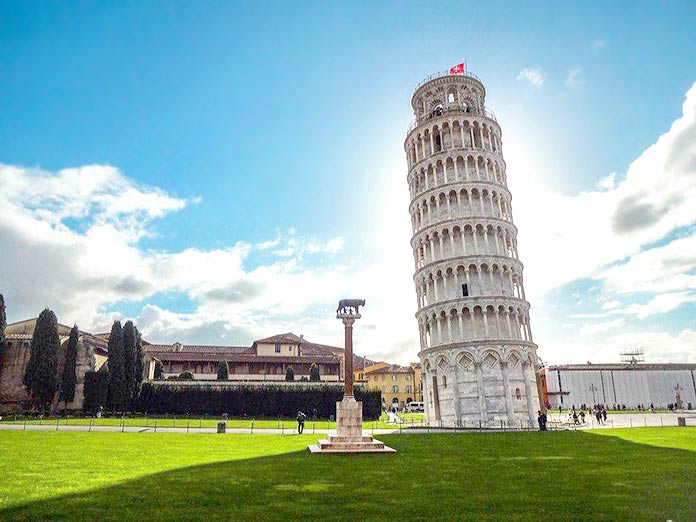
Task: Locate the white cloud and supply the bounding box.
[517,67,545,87]
[622,292,696,319]
[601,300,621,310]
[513,82,696,300]
[596,172,616,190]
[593,39,607,50]
[580,318,624,337]
[0,161,418,363]
[566,67,583,87]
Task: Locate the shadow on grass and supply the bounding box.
[1,430,695,522]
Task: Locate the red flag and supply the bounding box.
[449,63,465,75]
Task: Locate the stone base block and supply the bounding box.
[308,434,396,454]
[308,397,395,454]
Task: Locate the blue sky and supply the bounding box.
[1,1,696,363]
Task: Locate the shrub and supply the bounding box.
[178,371,194,380]
[217,360,229,381]
[153,360,164,380]
[285,366,294,381]
[83,371,109,414]
[309,363,320,381]
[135,383,382,419]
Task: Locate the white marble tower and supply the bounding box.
[405,70,541,428]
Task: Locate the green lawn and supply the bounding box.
[0,428,694,521]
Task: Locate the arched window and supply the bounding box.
[448,93,455,103]
[392,385,399,393]
[405,385,412,393]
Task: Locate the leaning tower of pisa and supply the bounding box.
[405,69,541,427]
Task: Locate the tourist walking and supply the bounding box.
[537,410,547,431]
[296,411,306,434]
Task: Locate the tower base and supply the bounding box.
[308,396,395,454]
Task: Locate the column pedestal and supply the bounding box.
[310,304,395,454]
[308,396,395,453]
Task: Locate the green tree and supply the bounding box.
[153,360,164,380]
[0,294,6,342]
[217,360,229,380]
[107,321,127,412]
[178,371,194,380]
[133,328,145,399]
[59,325,79,409]
[285,365,295,381]
[310,362,320,381]
[122,320,137,407]
[23,309,60,410]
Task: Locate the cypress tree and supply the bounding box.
[59,325,79,408]
[217,360,229,380]
[133,328,145,399]
[122,321,136,406]
[0,294,6,342]
[107,321,127,412]
[310,362,320,381]
[23,309,60,410]
[153,360,164,380]
[285,365,295,381]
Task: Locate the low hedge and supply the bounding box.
[134,383,382,420]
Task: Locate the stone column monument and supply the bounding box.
[308,299,395,454]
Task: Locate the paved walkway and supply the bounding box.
[1,412,693,435]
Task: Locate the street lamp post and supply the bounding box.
[589,384,597,405]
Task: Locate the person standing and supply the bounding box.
[296,411,306,434]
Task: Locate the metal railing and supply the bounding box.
[406,106,498,135]
[413,70,483,91]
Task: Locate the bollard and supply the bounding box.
[89,418,93,432]
[56,418,60,431]
[479,420,482,430]
[121,419,125,433]
[660,417,664,427]
[23,417,27,431]
[643,417,647,427]
[630,418,633,428]
[187,421,190,434]
[312,422,316,434]
[281,421,284,435]
[251,419,254,434]
[154,420,158,433]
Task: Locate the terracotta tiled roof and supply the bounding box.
[366,364,414,375]
[146,344,254,355]
[254,333,303,345]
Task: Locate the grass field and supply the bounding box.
[0,428,694,521]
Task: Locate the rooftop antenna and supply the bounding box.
[620,347,645,364]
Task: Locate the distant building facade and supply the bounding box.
[365,363,423,409]
[544,363,696,409]
[146,333,356,382]
[0,319,108,412]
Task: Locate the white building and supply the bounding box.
[544,363,696,410]
[405,69,541,427]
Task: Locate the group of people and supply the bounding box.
[553,405,609,426]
